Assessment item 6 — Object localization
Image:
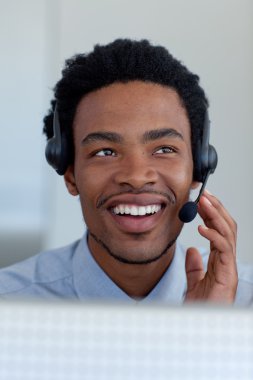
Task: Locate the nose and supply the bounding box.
[114,153,159,189]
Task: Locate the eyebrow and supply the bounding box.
[142,128,184,143]
[81,132,123,146]
[81,128,183,146]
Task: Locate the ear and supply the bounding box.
[64,165,79,196]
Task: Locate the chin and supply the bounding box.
[103,236,176,265]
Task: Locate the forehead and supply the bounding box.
[73,81,191,140]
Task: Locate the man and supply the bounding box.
[0,39,252,304]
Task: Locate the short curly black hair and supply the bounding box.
[43,38,208,176]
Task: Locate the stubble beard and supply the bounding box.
[88,230,179,265]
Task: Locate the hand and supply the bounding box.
[184,190,238,303]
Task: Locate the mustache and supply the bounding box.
[96,189,176,209]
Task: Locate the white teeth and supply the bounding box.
[146,205,152,214]
[131,206,138,216]
[139,207,146,216]
[125,205,130,214]
[112,204,162,216]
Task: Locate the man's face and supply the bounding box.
[65,81,196,264]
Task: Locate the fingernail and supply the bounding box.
[204,189,213,195]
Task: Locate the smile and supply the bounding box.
[112,204,162,216]
[108,203,165,234]
[103,193,169,233]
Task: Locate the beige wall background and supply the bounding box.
[0,0,253,267]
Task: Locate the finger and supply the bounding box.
[198,195,236,248]
[198,195,232,236]
[202,190,237,236]
[199,226,238,290]
[185,247,205,291]
[198,224,236,259]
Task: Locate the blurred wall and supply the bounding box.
[0,0,48,266]
[0,0,253,267]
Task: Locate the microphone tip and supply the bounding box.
[178,201,198,223]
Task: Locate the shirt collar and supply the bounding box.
[73,234,187,304]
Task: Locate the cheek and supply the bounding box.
[177,166,193,186]
[163,160,194,203]
[164,158,193,184]
[74,164,111,211]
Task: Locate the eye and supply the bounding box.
[154,146,176,154]
[95,148,116,157]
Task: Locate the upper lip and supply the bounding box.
[101,193,174,210]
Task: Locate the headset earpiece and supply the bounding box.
[207,144,218,174]
[194,110,218,182]
[179,109,218,223]
[45,106,70,175]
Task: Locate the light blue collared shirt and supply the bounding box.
[0,234,252,305]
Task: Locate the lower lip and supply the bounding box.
[108,208,164,233]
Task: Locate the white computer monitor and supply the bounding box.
[0,300,252,380]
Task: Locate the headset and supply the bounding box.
[178,111,218,222]
[45,105,218,222]
[45,106,71,176]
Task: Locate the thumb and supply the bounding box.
[185,247,205,292]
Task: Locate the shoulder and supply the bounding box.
[0,239,80,298]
